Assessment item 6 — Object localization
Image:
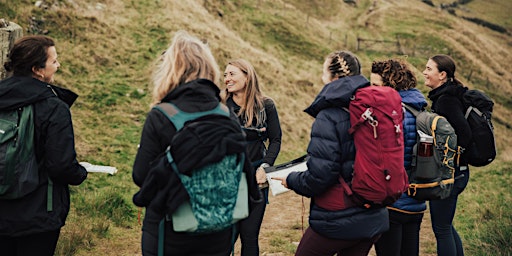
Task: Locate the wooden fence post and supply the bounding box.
[1,20,23,79]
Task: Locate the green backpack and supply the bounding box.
[153,103,249,255]
[155,103,249,232]
[403,104,458,201]
[0,106,39,199]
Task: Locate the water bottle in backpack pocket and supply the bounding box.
[414,130,437,180]
[403,104,458,201]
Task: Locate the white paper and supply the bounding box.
[80,162,118,175]
[264,155,308,196]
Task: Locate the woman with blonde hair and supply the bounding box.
[132,31,261,256]
[224,58,282,255]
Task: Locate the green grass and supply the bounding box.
[457,163,512,256]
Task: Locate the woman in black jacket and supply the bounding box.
[0,36,88,256]
[132,31,261,256]
[423,54,471,256]
[223,59,282,256]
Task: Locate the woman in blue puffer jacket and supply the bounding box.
[273,51,389,256]
[370,59,427,256]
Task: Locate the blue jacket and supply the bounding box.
[286,75,388,240]
[388,88,428,213]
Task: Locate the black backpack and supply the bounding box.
[461,90,496,167]
[0,106,39,199]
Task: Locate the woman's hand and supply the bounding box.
[255,167,267,184]
[271,176,288,188]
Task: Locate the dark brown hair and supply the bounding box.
[371,59,417,90]
[4,35,55,77]
[430,54,463,86]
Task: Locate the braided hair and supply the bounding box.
[324,51,361,81]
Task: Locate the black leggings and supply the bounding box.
[235,187,268,256]
[0,229,60,256]
[374,210,424,256]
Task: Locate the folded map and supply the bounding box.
[264,155,308,196]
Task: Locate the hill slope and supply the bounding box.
[2,0,511,255]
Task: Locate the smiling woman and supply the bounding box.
[424,54,472,256]
[223,58,282,256]
[0,35,88,256]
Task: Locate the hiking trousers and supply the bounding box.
[295,227,379,256]
[141,214,233,256]
[374,210,424,256]
[429,167,469,256]
[235,187,268,256]
[0,229,60,256]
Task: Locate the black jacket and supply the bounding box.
[0,76,87,237]
[428,81,471,166]
[132,79,261,225]
[226,97,282,166]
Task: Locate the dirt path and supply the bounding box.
[235,191,437,256]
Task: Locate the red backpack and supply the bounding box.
[347,86,408,208]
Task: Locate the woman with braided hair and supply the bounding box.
[273,51,388,256]
[371,59,427,256]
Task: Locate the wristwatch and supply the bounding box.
[259,163,270,169]
[257,163,270,189]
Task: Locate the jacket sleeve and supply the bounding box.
[435,95,472,151]
[287,108,352,197]
[262,98,282,166]
[132,109,176,187]
[402,110,418,170]
[41,98,87,185]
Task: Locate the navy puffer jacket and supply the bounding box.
[388,88,428,213]
[286,75,389,240]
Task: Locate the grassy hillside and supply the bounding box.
[2,0,511,255]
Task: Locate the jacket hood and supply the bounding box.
[304,75,370,118]
[399,88,428,111]
[428,81,467,103]
[0,76,78,110]
[161,78,221,104]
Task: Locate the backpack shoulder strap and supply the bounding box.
[153,102,231,173]
[153,102,230,131]
[402,103,421,117]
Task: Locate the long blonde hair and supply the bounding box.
[225,59,266,127]
[151,30,220,106]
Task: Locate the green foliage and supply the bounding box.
[457,163,512,256]
[267,231,301,254]
[0,2,18,19]
[74,188,136,227]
